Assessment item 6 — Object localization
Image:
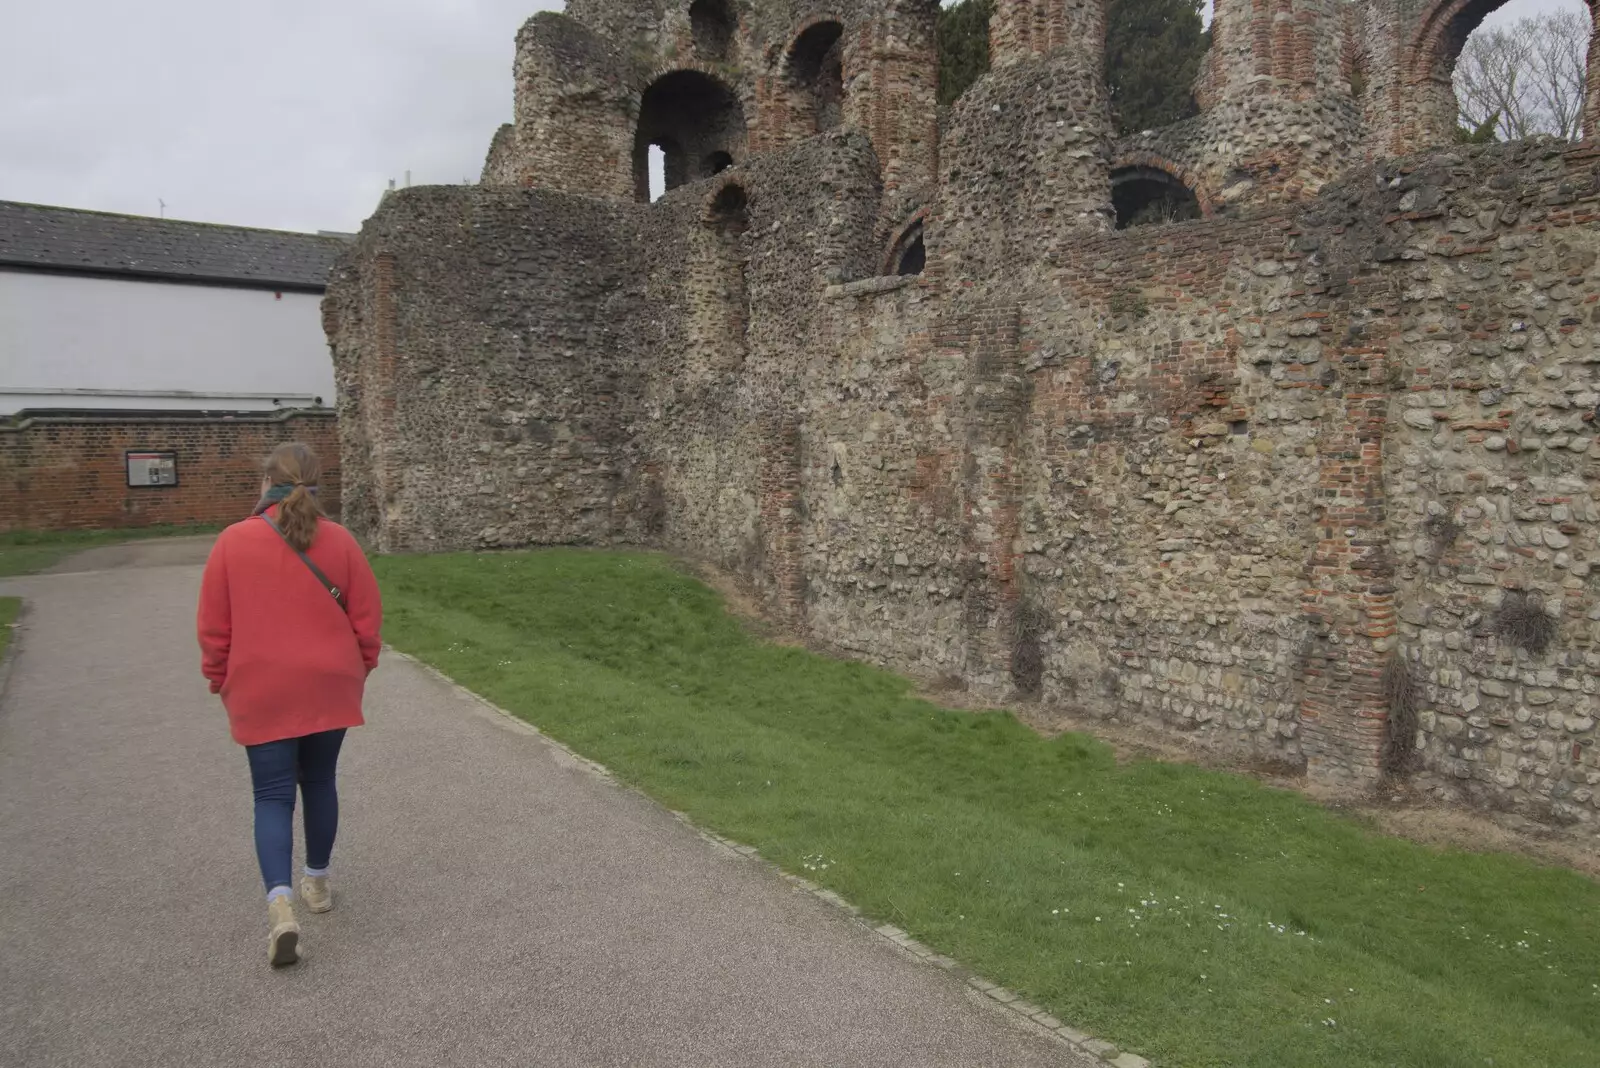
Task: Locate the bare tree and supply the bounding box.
[1455,8,1591,141]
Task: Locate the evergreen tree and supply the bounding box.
[1105,0,1208,134]
[937,0,992,106]
[935,0,1210,138]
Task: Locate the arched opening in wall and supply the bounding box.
[786,21,846,133]
[1417,0,1592,144]
[1348,48,1369,100]
[694,183,751,370]
[709,182,750,233]
[886,219,926,275]
[633,70,747,202]
[1111,166,1202,229]
[690,0,736,62]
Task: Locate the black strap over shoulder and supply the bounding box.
[259,515,348,613]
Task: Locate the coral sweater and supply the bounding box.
[197,511,383,746]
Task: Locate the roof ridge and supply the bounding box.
[0,200,346,242]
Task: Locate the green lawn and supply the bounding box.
[0,525,219,578]
[375,549,1600,1068]
[0,597,18,660]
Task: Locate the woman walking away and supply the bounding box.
[197,443,382,967]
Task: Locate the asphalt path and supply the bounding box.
[0,540,1090,1068]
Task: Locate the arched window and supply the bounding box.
[787,21,846,133]
[633,71,746,202]
[886,219,926,275]
[689,0,736,63]
[1110,165,1202,229]
[1412,0,1592,146]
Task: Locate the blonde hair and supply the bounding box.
[264,442,324,552]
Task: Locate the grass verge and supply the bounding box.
[375,549,1600,1068]
[0,525,220,578]
[0,597,18,661]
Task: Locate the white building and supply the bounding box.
[0,200,346,414]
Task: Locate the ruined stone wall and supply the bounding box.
[328,0,1600,840]
[324,187,660,553]
[505,14,640,197]
[769,140,1600,835]
[811,140,1600,831]
[934,52,1114,285]
[1198,0,1349,104]
[649,131,884,612]
[495,0,936,219]
[481,124,519,185]
[1117,94,1363,212]
[801,276,969,673]
[1133,0,1364,211]
[1378,142,1600,825]
[1006,214,1320,766]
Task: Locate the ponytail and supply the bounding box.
[276,483,322,552]
[261,442,325,552]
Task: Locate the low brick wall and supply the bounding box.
[0,409,340,532]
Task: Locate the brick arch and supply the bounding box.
[779,14,849,70]
[633,68,749,202]
[1406,0,1512,84]
[754,15,850,150]
[1402,0,1600,146]
[881,207,929,275]
[781,17,847,98]
[1110,152,1215,217]
[637,60,739,96]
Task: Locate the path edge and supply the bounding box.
[388,648,1155,1068]
[0,598,26,706]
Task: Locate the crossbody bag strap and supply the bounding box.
[259,515,348,613]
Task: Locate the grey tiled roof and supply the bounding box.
[0,200,350,290]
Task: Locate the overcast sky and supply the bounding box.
[0,0,1584,234]
[2,1,559,233]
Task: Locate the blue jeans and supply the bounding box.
[244,729,347,892]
